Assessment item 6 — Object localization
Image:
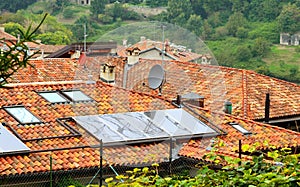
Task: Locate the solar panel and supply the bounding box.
[74,109,217,145]
[0,123,30,153]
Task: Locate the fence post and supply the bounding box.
[100,140,103,187]
[50,153,53,187]
[169,137,172,175]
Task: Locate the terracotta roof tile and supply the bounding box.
[0,81,174,176]
[0,29,17,41]
[179,105,300,160]
[119,59,300,120]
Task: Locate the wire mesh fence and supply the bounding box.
[0,138,199,187]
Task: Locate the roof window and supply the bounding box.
[61,90,93,102]
[0,123,30,153]
[4,106,42,124]
[39,91,68,103]
[229,122,252,135]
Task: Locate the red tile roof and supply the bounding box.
[8,57,300,120]
[121,59,300,120]
[0,81,174,176]
[179,104,300,161]
[0,28,17,41]
[0,80,299,179]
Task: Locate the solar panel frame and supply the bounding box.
[74,109,218,145]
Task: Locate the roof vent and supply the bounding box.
[224,100,232,114]
[182,92,204,108]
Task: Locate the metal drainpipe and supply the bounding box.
[50,154,53,187]
[100,140,103,187]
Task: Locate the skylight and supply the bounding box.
[4,106,41,124]
[0,123,30,153]
[73,108,217,145]
[39,92,68,103]
[230,122,252,135]
[62,90,93,102]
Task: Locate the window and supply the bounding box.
[229,122,252,135]
[0,123,30,153]
[4,106,41,124]
[38,90,93,103]
[62,90,93,102]
[39,91,68,103]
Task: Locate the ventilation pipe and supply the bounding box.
[176,95,182,107]
[265,93,270,123]
[224,100,232,114]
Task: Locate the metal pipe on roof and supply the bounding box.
[265,93,270,123]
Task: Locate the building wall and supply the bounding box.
[280,33,300,46]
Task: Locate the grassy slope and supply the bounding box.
[263,45,300,82]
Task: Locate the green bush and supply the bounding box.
[106,143,300,187]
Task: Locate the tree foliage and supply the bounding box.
[0,0,37,13]
[167,0,193,26]
[90,0,108,18]
[277,3,300,33]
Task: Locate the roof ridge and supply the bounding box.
[4,80,86,87]
[242,70,248,118]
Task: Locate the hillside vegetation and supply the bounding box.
[0,0,299,83]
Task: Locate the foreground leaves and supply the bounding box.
[0,13,48,87]
[106,145,300,187]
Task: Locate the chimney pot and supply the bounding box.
[140,36,146,42]
[176,95,182,107]
[224,100,232,114]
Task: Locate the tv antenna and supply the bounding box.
[148,64,165,95]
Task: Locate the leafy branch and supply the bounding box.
[0,13,48,87]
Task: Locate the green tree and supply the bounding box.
[235,45,252,61]
[0,0,37,13]
[167,0,193,25]
[230,0,249,13]
[277,3,300,33]
[248,22,280,44]
[3,22,25,37]
[251,37,271,57]
[0,14,47,86]
[145,0,168,8]
[186,14,203,36]
[226,11,247,36]
[201,19,213,40]
[36,31,71,45]
[90,0,108,19]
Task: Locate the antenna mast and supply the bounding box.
[84,23,87,52]
[161,25,166,68]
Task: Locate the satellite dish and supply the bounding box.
[148,64,165,90]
